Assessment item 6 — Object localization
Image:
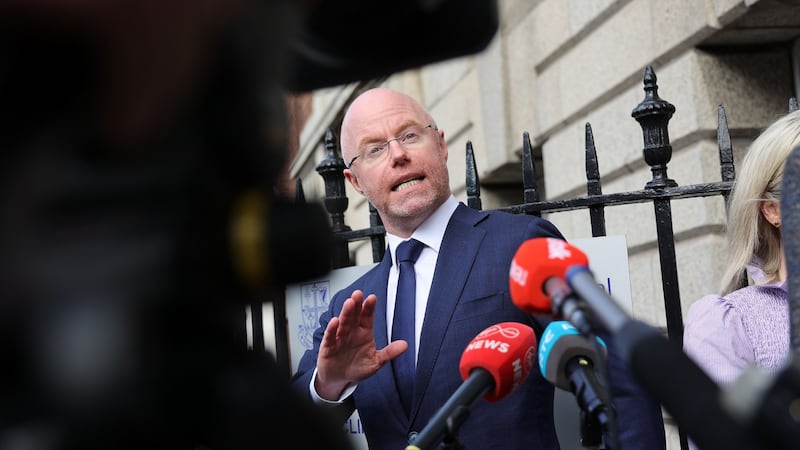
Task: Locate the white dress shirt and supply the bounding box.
[384,194,459,364]
[310,195,459,403]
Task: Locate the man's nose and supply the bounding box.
[386,139,410,161]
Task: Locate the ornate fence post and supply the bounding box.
[584,123,606,236]
[521,132,541,213]
[466,141,482,210]
[631,65,684,342]
[316,128,352,268]
[632,63,690,450]
[632,65,677,190]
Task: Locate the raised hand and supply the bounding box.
[314,290,408,400]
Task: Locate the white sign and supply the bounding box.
[285,264,377,449]
[571,235,633,314]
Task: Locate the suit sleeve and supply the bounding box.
[524,215,566,241]
[289,288,357,423]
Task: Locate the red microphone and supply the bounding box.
[509,237,594,333]
[407,322,536,450]
[458,321,537,402]
[509,237,629,335]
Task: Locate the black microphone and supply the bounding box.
[565,258,764,450]
[721,354,800,450]
[616,320,762,450]
[781,144,800,349]
[564,264,629,336]
[406,322,537,450]
[538,320,612,430]
[509,238,764,450]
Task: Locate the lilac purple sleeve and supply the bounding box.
[682,295,753,387]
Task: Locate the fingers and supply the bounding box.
[335,291,361,338]
[336,290,377,337]
[360,293,377,318]
[320,289,405,381]
[320,316,341,352]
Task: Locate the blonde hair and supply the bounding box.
[720,109,800,295]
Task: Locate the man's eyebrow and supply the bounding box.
[360,121,420,145]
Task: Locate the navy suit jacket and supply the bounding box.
[291,204,666,450]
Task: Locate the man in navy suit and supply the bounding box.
[291,88,666,450]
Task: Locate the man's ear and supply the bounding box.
[344,169,364,195]
[439,129,448,162]
[761,198,782,227]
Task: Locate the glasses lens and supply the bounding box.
[358,125,433,165]
[400,130,422,146]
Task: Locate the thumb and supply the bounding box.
[379,340,409,365]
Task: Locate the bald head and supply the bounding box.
[340,88,434,163]
[336,87,450,237]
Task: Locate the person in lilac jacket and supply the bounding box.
[683,109,798,448]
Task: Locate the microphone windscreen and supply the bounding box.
[268,199,334,285]
[458,322,537,402]
[537,321,606,390]
[509,238,588,314]
[781,145,800,348]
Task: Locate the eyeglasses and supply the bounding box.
[346,124,437,169]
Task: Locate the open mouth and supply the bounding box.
[393,177,423,192]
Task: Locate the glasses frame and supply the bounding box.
[346,124,436,169]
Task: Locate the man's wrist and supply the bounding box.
[310,368,356,404]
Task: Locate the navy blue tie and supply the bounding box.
[392,238,425,415]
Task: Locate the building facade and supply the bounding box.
[288,1,800,448]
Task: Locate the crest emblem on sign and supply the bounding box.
[298,281,330,349]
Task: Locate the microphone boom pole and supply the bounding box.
[407,370,493,450]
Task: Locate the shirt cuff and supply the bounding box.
[309,367,357,404]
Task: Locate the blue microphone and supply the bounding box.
[538,321,612,429]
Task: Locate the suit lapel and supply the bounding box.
[411,205,488,419]
[371,254,392,349]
